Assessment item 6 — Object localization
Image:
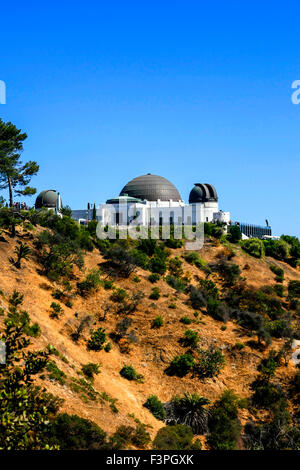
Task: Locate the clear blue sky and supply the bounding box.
[1,1,300,236]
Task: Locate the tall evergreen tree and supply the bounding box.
[0,119,39,207]
[92,203,97,220]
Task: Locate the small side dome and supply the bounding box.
[189,183,218,204]
[35,190,61,209]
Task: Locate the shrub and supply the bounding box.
[111,424,151,449]
[227,225,242,243]
[103,280,114,289]
[87,328,106,351]
[153,424,201,450]
[207,390,241,450]
[149,287,160,300]
[151,315,164,328]
[104,342,112,352]
[168,257,184,277]
[120,365,144,383]
[165,275,187,292]
[194,347,225,379]
[48,413,108,450]
[210,260,241,285]
[251,378,286,409]
[110,288,128,303]
[180,316,192,325]
[81,363,101,380]
[241,238,265,258]
[46,361,67,385]
[144,395,166,421]
[288,280,300,299]
[189,286,206,309]
[182,251,209,271]
[168,303,176,309]
[148,273,160,283]
[164,238,184,249]
[273,284,284,297]
[206,298,229,322]
[270,265,284,283]
[50,302,64,319]
[168,353,195,377]
[180,329,199,349]
[77,269,102,296]
[264,239,290,262]
[199,279,219,299]
[149,255,167,275]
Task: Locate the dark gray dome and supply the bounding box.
[35,190,61,209]
[189,183,218,204]
[120,174,182,201]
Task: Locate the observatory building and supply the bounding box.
[94,173,230,227]
[35,190,62,212]
[35,173,272,238]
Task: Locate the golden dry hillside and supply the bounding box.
[1,219,300,450]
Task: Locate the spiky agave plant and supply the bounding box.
[164,393,210,434]
[14,242,31,268]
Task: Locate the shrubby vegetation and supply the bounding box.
[144,395,166,421]
[153,424,201,450]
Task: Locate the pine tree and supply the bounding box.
[0,119,39,207]
[92,203,96,220]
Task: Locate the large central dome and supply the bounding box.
[120,174,182,202]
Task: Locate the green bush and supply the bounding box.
[270,265,284,283]
[264,239,290,262]
[81,363,101,380]
[207,390,241,450]
[149,255,167,275]
[50,302,64,319]
[110,288,128,303]
[194,347,225,379]
[149,287,160,300]
[168,353,195,377]
[288,280,300,299]
[87,328,106,351]
[227,225,242,243]
[273,284,284,297]
[111,424,151,449]
[148,273,160,283]
[77,269,102,296]
[210,260,241,285]
[165,275,187,292]
[180,316,193,325]
[48,413,108,450]
[151,315,164,328]
[180,329,199,349]
[144,395,166,421]
[153,424,201,450]
[46,361,67,385]
[164,238,184,249]
[241,238,265,258]
[189,286,206,309]
[120,365,144,383]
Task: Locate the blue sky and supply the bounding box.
[1,1,300,236]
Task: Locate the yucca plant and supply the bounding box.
[165,393,210,434]
[14,242,31,268]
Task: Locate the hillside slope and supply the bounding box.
[1,223,300,449]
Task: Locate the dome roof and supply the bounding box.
[120,174,182,202]
[189,183,218,204]
[35,190,61,209]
